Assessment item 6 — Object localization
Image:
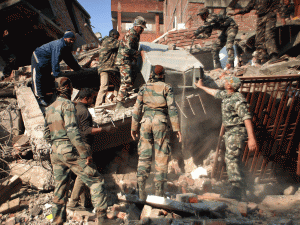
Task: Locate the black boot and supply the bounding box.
[223,185,242,201]
[137,179,147,201]
[155,182,165,197]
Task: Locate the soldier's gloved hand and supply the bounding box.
[86,156,93,165]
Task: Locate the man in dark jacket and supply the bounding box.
[189,7,238,69]
[229,0,281,64]
[68,88,114,210]
[32,30,82,107]
[95,29,120,107]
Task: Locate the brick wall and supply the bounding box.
[72,4,98,43]
[48,0,75,32]
[48,0,97,44]
[111,0,163,12]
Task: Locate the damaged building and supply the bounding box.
[1,0,300,224]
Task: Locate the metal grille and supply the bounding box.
[212,75,300,181]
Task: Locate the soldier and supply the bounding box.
[131,65,182,201]
[228,0,281,64]
[189,7,239,69]
[32,30,82,107]
[68,88,114,211]
[115,16,147,111]
[195,76,258,201]
[44,78,110,225]
[95,29,120,107]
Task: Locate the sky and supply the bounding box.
[77,0,113,38]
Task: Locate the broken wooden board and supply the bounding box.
[118,194,226,219]
[0,175,22,205]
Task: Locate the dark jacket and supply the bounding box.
[98,36,120,73]
[34,38,81,77]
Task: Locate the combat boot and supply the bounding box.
[223,185,242,201]
[137,179,147,201]
[115,101,126,112]
[155,182,165,197]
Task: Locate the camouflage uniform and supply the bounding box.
[214,80,252,188]
[194,13,238,68]
[115,27,140,102]
[132,73,180,196]
[44,93,107,224]
[96,35,120,106]
[235,0,281,62]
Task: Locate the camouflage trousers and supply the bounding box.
[116,64,138,102]
[255,13,278,62]
[212,25,238,68]
[224,126,247,188]
[50,150,107,225]
[137,112,171,183]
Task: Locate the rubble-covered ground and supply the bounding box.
[1,51,300,224]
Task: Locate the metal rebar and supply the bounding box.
[175,101,188,118]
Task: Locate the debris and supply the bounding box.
[283,186,297,195]
[125,204,141,221]
[237,202,247,217]
[9,161,54,191]
[29,205,42,216]
[176,193,197,203]
[0,175,22,205]
[140,205,152,220]
[191,167,208,179]
[0,198,21,214]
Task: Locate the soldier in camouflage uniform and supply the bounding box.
[229,0,281,64]
[115,16,147,111]
[44,77,108,225]
[95,29,120,107]
[195,76,258,201]
[190,7,238,69]
[131,65,182,201]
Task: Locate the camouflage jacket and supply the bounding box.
[194,13,237,39]
[131,81,180,132]
[237,0,281,17]
[115,27,140,66]
[214,90,252,127]
[44,96,90,158]
[98,36,120,73]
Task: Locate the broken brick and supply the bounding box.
[237,202,248,217]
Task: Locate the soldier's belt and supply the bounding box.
[52,140,71,145]
[224,124,245,132]
[144,108,167,115]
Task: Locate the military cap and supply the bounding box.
[133,16,147,28]
[197,7,209,16]
[224,76,242,90]
[152,65,165,79]
[55,77,72,91]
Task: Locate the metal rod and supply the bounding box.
[109,117,116,127]
[195,94,207,114]
[211,125,225,179]
[175,101,188,118]
[186,97,196,115]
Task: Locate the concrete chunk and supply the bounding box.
[176,193,197,203]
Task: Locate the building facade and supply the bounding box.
[111,0,164,42]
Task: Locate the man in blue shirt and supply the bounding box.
[32,30,82,106]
